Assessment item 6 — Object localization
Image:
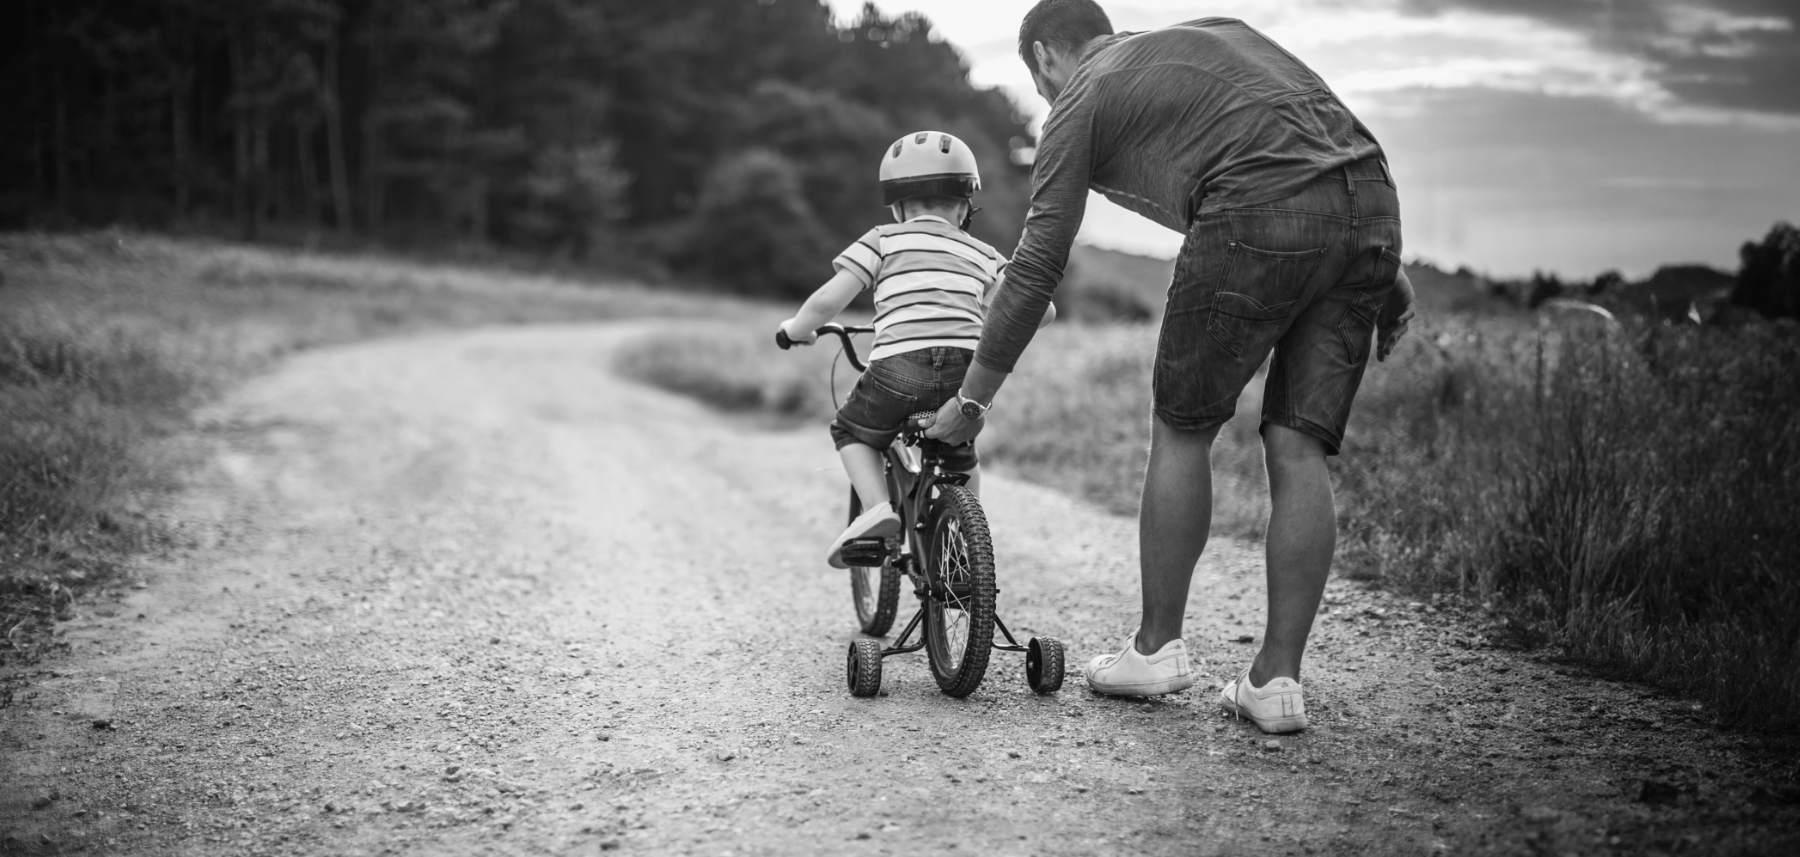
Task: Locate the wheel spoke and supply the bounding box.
[936,516,975,669]
[920,486,994,698]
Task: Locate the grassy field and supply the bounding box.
[617,291,1800,732]
[0,230,729,668]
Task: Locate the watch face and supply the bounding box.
[959,399,984,420]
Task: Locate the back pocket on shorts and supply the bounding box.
[1206,241,1326,358]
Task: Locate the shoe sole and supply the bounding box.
[1219,693,1308,734]
[1084,674,1197,697]
[826,517,903,569]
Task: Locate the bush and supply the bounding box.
[1731,221,1800,319]
[503,141,633,258]
[669,149,837,300]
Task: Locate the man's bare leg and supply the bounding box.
[1135,417,1221,655]
[1250,423,1336,685]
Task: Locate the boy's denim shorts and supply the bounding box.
[1155,157,1404,455]
[831,347,979,471]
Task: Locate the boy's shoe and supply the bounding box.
[1083,636,1196,696]
[827,505,902,569]
[1219,668,1308,733]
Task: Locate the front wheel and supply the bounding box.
[846,488,901,636]
[922,485,997,698]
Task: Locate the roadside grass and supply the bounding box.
[1339,316,1800,730]
[617,311,1800,732]
[0,230,730,669]
[612,319,846,420]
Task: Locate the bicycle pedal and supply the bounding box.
[839,538,889,567]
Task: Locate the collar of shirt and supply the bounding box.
[904,214,953,225]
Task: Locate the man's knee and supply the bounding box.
[1152,414,1222,449]
[1262,422,1328,467]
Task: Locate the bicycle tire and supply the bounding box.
[846,487,901,636]
[922,484,996,698]
[847,639,884,698]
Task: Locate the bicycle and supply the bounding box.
[777,322,1066,699]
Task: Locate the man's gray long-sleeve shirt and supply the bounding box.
[975,17,1383,374]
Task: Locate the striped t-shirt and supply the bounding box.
[832,215,1008,362]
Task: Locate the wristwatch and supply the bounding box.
[955,392,993,421]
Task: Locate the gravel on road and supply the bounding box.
[2,323,1795,856]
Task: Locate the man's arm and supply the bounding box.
[975,85,1097,377]
[927,78,1098,443]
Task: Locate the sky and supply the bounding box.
[822,0,1800,278]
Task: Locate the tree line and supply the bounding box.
[0,0,1034,295]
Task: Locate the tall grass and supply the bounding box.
[618,312,1800,730]
[0,230,724,665]
[1341,316,1800,728]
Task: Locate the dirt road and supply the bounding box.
[3,323,1795,856]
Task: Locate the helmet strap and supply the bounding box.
[960,204,980,231]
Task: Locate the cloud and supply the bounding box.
[831,0,1800,274]
[1369,86,1800,276]
[1398,0,1800,117]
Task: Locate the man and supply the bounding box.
[926,0,1416,733]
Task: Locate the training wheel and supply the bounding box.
[847,639,884,698]
[1025,636,1065,694]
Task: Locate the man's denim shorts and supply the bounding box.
[831,346,979,471]
[1155,157,1404,454]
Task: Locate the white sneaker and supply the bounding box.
[826,505,901,569]
[1219,668,1308,733]
[1083,636,1196,696]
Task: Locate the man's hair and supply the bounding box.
[1018,0,1114,75]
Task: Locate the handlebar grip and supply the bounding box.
[775,327,795,350]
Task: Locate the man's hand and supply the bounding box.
[925,397,985,445]
[1376,268,1416,362]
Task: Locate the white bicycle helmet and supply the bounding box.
[879,131,981,206]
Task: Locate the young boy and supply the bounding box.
[778,131,1053,569]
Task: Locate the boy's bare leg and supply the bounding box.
[1250,424,1335,685]
[1135,417,1221,655]
[840,443,890,509]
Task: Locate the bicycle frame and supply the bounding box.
[880,430,1033,658]
[875,428,955,658]
[800,324,1031,660]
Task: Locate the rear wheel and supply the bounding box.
[847,488,901,636]
[922,485,996,698]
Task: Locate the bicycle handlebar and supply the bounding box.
[775,322,875,373]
